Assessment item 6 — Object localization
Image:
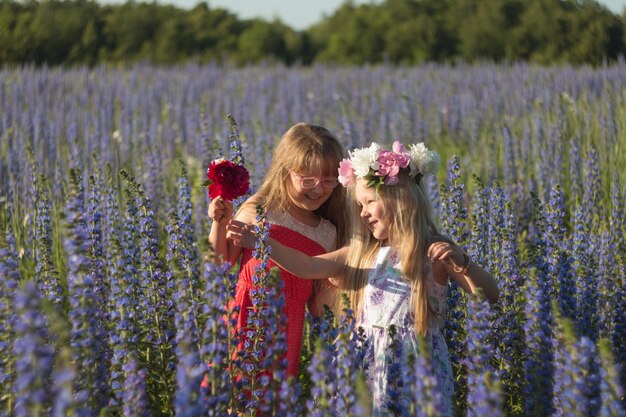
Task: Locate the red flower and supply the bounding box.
[205,159,250,201]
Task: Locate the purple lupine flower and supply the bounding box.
[168,209,196,354]
[466,294,502,417]
[486,182,506,280]
[468,175,488,267]
[523,267,554,416]
[487,183,524,413]
[200,261,238,416]
[12,281,55,417]
[174,301,206,417]
[411,338,444,417]
[237,205,283,414]
[609,178,624,255]
[441,156,469,247]
[552,324,601,417]
[306,338,337,417]
[441,156,469,411]
[124,172,175,414]
[329,307,367,416]
[309,306,340,350]
[571,199,599,340]
[226,115,252,213]
[384,325,411,416]
[169,211,198,330]
[86,175,112,408]
[108,187,141,410]
[576,337,602,415]
[341,304,369,373]
[275,378,304,417]
[607,180,624,360]
[444,279,467,412]
[1,226,21,415]
[121,170,163,347]
[332,333,367,417]
[122,354,150,417]
[64,168,101,416]
[51,364,78,417]
[598,339,625,417]
[100,163,121,287]
[596,226,618,341]
[609,265,626,399]
[33,175,63,305]
[529,192,549,278]
[176,162,200,292]
[546,184,576,319]
[227,114,245,166]
[258,267,291,414]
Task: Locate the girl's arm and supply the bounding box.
[227,219,348,279]
[428,241,499,303]
[208,197,252,266]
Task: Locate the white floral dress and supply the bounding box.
[360,246,454,417]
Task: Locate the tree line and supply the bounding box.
[1,0,625,66]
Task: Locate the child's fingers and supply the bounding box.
[433,248,454,263]
[226,220,250,238]
[226,221,256,248]
[227,219,248,231]
[428,243,458,266]
[427,242,449,259]
[209,197,235,223]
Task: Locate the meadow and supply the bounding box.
[0,61,625,416]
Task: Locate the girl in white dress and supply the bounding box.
[227,141,499,416]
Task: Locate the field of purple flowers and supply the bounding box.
[0,62,625,416]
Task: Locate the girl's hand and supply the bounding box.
[428,240,499,303]
[226,220,257,249]
[208,197,233,224]
[427,241,468,273]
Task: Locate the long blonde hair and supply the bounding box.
[338,172,440,335]
[242,123,350,247]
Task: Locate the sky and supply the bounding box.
[133,0,626,31]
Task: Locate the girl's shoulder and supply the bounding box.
[235,196,264,223]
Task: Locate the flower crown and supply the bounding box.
[338,141,440,188]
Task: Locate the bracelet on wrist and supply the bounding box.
[453,253,471,275]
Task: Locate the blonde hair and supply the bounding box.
[337,172,440,335]
[242,123,349,247]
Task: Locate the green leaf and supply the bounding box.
[201,179,212,187]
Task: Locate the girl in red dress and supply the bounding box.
[208,122,349,378]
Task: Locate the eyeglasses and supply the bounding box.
[290,172,339,189]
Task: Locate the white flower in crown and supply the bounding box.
[349,142,382,177]
[409,142,440,177]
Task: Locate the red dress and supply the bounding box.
[230,210,336,377]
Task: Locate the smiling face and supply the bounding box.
[287,167,337,213]
[355,179,392,241]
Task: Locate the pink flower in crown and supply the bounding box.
[392,141,412,168]
[338,158,356,186]
[375,142,412,185]
[376,150,402,184]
